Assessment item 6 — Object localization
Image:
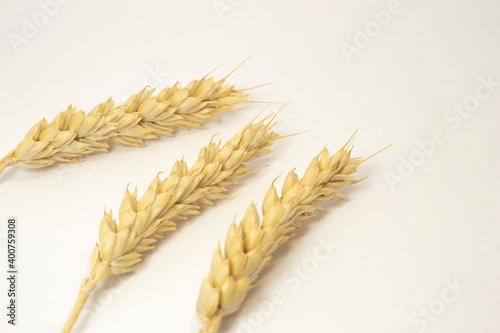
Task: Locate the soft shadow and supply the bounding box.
[217,184,365,332]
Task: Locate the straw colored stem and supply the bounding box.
[0,154,15,175]
[62,290,90,333]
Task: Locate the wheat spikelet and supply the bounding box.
[0,75,248,177]
[62,114,282,333]
[196,137,372,333]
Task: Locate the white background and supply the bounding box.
[0,0,499,332]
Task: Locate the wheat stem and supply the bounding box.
[196,137,369,333]
[62,115,282,333]
[62,290,89,333]
[0,154,15,175]
[0,75,249,177]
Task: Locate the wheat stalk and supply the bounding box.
[196,136,375,333]
[62,114,282,333]
[0,74,248,177]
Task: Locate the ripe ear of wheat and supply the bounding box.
[62,113,283,333]
[196,137,379,333]
[0,75,248,177]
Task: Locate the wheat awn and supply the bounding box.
[62,113,284,333]
[0,74,249,177]
[196,136,383,333]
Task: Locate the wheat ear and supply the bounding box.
[0,75,248,177]
[196,137,370,333]
[62,114,281,333]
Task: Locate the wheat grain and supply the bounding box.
[0,75,248,177]
[196,136,371,333]
[62,114,282,333]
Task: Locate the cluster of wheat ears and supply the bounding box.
[1,65,385,333]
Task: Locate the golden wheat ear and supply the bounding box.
[196,139,389,333]
[0,72,252,178]
[61,112,287,333]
